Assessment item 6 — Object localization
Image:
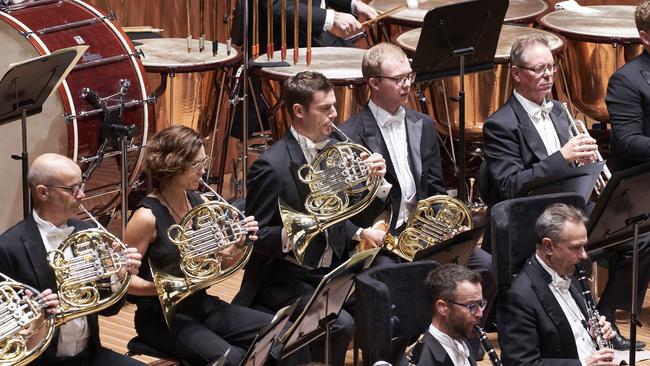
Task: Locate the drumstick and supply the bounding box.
[226,0,232,55]
[293,0,299,64]
[267,0,273,60]
[186,0,192,53]
[281,0,286,61]
[199,0,205,52]
[360,4,406,27]
[253,0,259,59]
[213,0,219,56]
[307,0,312,66]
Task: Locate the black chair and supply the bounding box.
[490,192,586,291]
[126,336,185,365]
[354,260,439,365]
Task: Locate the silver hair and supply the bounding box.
[534,203,587,246]
[510,34,550,67]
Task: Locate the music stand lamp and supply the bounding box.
[410,0,507,202]
[586,162,650,366]
[280,248,379,364]
[0,46,85,218]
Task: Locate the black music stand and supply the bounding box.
[586,162,650,366]
[518,161,606,204]
[280,248,380,364]
[240,304,297,366]
[0,46,85,218]
[413,225,485,264]
[410,0,507,202]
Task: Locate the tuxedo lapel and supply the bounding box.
[510,96,550,162]
[426,333,456,366]
[405,109,423,191]
[639,51,650,88]
[285,134,311,207]
[358,106,398,182]
[22,216,57,291]
[569,280,590,322]
[549,106,570,146]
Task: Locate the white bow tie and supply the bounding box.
[553,275,572,293]
[381,108,406,128]
[534,101,554,120]
[46,226,74,242]
[304,138,329,152]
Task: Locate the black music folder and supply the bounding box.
[518,160,606,204]
[413,225,485,264]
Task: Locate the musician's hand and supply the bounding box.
[331,12,362,38]
[596,316,616,341]
[360,228,387,248]
[241,215,259,243]
[560,134,598,165]
[355,2,378,21]
[124,247,142,276]
[584,349,617,366]
[30,288,59,315]
[360,152,386,178]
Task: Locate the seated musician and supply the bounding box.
[404,264,485,366]
[483,34,644,350]
[0,153,143,366]
[601,0,650,350]
[497,203,619,366]
[125,126,287,366]
[233,71,387,366]
[340,42,495,319]
[260,0,378,48]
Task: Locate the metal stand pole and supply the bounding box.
[120,135,129,240]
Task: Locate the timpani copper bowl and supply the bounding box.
[539,5,642,123]
[396,24,565,141]
[253,47,368,140]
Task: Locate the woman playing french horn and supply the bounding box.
[0,153,143,366]
[124,125,277,366]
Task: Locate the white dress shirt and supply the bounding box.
[428,324,471,366]
[514,90,562,156]
[322,0,358,32]
[369,100,417,228]
[33,210,90,357]
[536,254,597,364]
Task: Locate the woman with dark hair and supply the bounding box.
[124,125,273,366]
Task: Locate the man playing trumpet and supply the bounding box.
[0,153,143,366]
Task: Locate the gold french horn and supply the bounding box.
[279,123,381,267]
[47,204,132,324]
[0,273,55,366]
[151,179,252,329]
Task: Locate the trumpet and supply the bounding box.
[562,103,611,196]
[279,123,381,267]
[0,273,55,366]
[47,204,132,325]
[151,179,252,329]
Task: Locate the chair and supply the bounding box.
[126,336,184,365]
[490,192,586,291]
[354,260,439,365]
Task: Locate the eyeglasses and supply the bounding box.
[190,157,212,172]
[516,63,558,75]
[46,182,85,195]
[376,72,416,86]
[448,299,487,316]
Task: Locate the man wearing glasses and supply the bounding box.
[497,204,617,366]
[0,153,144,366]
[406,263,485,366]
[480,34,599,206]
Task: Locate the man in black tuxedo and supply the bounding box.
[0,153,143,366]
[407,264,484,366]
[606,1,650,171]
[234,71,386,366]
[497,204,617,366]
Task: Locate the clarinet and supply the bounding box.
[474,325,503,366]
[576,264,613,350]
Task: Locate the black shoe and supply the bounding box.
[610,323,645,351]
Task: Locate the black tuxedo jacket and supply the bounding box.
[0,215,124,365]
[606,50,650,170]
[481,95,571,206]
[403,332,477,366]
[234,132,359,307]
[497,256,589,366]
[340,105,446,231]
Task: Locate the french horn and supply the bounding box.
[382,195,472,261]
[48,204,132,324]
[279,123,381,267]
[151,179,252,329]
[0,273,55,366]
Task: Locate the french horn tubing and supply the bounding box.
[151,179,252,329]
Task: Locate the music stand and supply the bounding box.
[518,161,606,205]
[0,46,86,218]
[240,304,297,366]
[410,0,507,202]
[413,225,485,264]
[586,162,650,366]
[280,248,380,364]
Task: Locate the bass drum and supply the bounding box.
[0,0,149,232]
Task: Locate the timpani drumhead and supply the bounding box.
[539,5,639,43]
[136,38,240,73]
